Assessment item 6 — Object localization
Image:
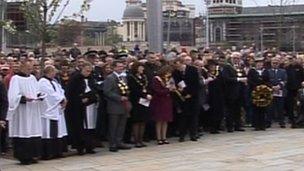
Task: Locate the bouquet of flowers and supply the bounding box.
[252,85,273,107]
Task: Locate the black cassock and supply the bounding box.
[65,72,98,151]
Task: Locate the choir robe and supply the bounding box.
[65,73,98,151]
[6,73,43,162]
[38,77,68,158]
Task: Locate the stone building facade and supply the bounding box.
[206,0,304,51]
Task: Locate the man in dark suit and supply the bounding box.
[173,57,201,142]
[285,56,304,128]
[0,80,8,153]
[267,57,288,128]
[143,52,161,140]
[221,52,247,132]
[103,60,132,152]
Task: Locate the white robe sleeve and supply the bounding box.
[38,79,65,120]
[6,76,22,120]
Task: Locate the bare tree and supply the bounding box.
[21,0,91,56]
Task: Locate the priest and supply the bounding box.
[65,62,98,155]
[38,65,68,160]
[6,60,43,165]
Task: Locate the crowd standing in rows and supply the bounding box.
[1,44,304,165]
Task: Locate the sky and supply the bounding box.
[61,0,304,22]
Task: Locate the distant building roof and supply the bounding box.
[209,4,304,18]
[242,4,304,15]
[123,5,145,19]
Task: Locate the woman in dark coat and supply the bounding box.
[127,62,152,148]
[65,62,98,155]
[150,65,174,145]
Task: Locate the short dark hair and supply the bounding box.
[130,61,144,75]
[111,60,124,68]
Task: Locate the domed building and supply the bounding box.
[122,0,146,42]
[120,0,196,47]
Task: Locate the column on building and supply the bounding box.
[222,21,226,41]
[130,21,134,42]
[210,22,214,42]
[138,22,142,41]
[142,21,146,41]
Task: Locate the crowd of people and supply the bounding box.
[1,44,304,165]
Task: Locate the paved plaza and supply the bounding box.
[1,128,304,171]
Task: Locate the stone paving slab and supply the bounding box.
[1,128,304,171]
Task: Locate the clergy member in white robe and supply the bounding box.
[6,61,43,165]
[39,65,68,160]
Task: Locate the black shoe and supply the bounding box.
[135,143,143,148]
[280,125,286,128]
[179,137,185,142]
[118,144,132,150]
[109,147,118,152]
[210,130,220,134]
[235,128,245,132]
[198,132,204,137]
[41,155,53,160]
[140,143,147,147]
[227,128,234,133]
[190,137,198,141]
[20,160,31,165]
[30,159,38,164]
[86,149,96,154]
[77,149,85,156]
[254,128,261,131]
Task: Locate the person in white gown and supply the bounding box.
[6,60,43,165]
[38,65,68,160]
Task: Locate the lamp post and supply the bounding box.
[147,0,163,53]
[1,0,6,53]
[205,0,209,48]
[260,26,264,53]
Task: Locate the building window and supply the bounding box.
[226,0,229,3]
[215,27,222,42]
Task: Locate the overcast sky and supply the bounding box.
[61,0,304,22]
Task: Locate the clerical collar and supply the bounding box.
[16,72,30,77]
[43,76,54,81]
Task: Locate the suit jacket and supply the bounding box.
[268,68,288,97]
[221,64,244,101]
[0,82,8,121]
[103,73,129,115]
[247,68,270,92]
[286,64,304,91]
[172,65,201,100]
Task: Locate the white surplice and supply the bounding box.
[6,75,42,138]
[38,77,68,139]
[84,79,97,129]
